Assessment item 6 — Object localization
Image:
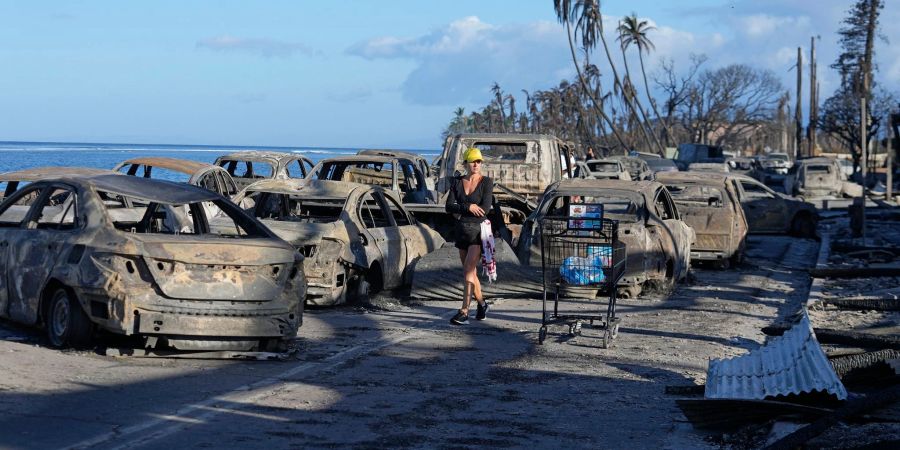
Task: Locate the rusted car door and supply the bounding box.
[382,194,432,284]
[0,187,44,318]
[3,184,78,323]
[737,179,787,232]
[651,188,691,280]
[358,192,406,289]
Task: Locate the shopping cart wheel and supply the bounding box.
[602,328,612,349]
[538,326,547,344]
[568,321,582,336]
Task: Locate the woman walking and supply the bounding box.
[446,148,493,325]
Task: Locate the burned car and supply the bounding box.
[232,179,444,306]
[760,152,792,182]
[644,158,679,174]
[783,157,861,199]
[733,175,818,237]
[308,155,436,204]
[215,150,315,190]
[0,174,304,350]
[727,157,762,180]
[575,159,631,180]
[113,157,239,198]
[657,172,748,267]
[686,160,729,173]
[358,149,434,190]
[608,155,655,181]
[517,179,693,298]
[1,167,118,201]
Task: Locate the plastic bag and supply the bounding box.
[560,256,606,285]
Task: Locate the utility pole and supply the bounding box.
[889,107,899,202]
[808,36,818,157]
[795,47,803,160]
[860,69,869,243]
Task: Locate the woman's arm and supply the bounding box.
[445,179,466,214]
[477,177,493,214]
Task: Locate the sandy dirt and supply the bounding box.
[0,235,819,449]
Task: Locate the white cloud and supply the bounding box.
[197,36,317,58]
[347,4,899,110]
[347,16,571,106]
[737,14,811,38]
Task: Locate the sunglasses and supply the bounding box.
[468,160,483,165]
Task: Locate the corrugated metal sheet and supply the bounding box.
[705,311,848,400]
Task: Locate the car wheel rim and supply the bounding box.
[52,296,70,339]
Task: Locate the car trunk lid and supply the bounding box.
[129,236,296,301]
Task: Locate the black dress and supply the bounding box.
[445,175,494,250]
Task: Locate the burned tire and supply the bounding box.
[791,213,817,238]
[46,287,93,349]
[347,269,371,304]
[366,264,383,296]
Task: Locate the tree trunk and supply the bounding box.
[564,19,627,149]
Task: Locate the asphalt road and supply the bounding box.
[0,235,819,449]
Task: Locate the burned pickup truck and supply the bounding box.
[0,174,305,350]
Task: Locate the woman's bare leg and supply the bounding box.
[461,244,483,314]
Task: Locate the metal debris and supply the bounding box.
[706,312,848,401]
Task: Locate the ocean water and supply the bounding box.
[0,141,440,182]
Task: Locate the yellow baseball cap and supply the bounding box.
[463,147,483,162]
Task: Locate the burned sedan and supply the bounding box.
[113,157,239,198]
[308,155,436,204]
[1,166,119,201]
[575,159,631,180]
[517,179,693,298]
[0,174,305,350]
[657,172,748,267]
[215,150,315,190]
[733,175,818,237]
[232,179,445,306]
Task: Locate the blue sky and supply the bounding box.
[0,1,897,150]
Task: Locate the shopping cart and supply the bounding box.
[538,211,626,348]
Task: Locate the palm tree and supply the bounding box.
[618,13,672,149]
[569,0,656,153]
[553,0,627,149]
[491,82,507,132]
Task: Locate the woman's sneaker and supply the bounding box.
[450,311,469,325]
[476,301,489,320]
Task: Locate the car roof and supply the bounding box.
[216,150,304,163]
[317,155,402,164]
[585,159,621,165]
[657,171,731,185]
[607,155,647,164]
[243,178,370,198]
[358,149,424,160]
[115,157,216,175]
[69,174,220,204]
[553,178,659,195]
[0,166,119,182]
[797,157,836,165]
[451,133,563,141]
